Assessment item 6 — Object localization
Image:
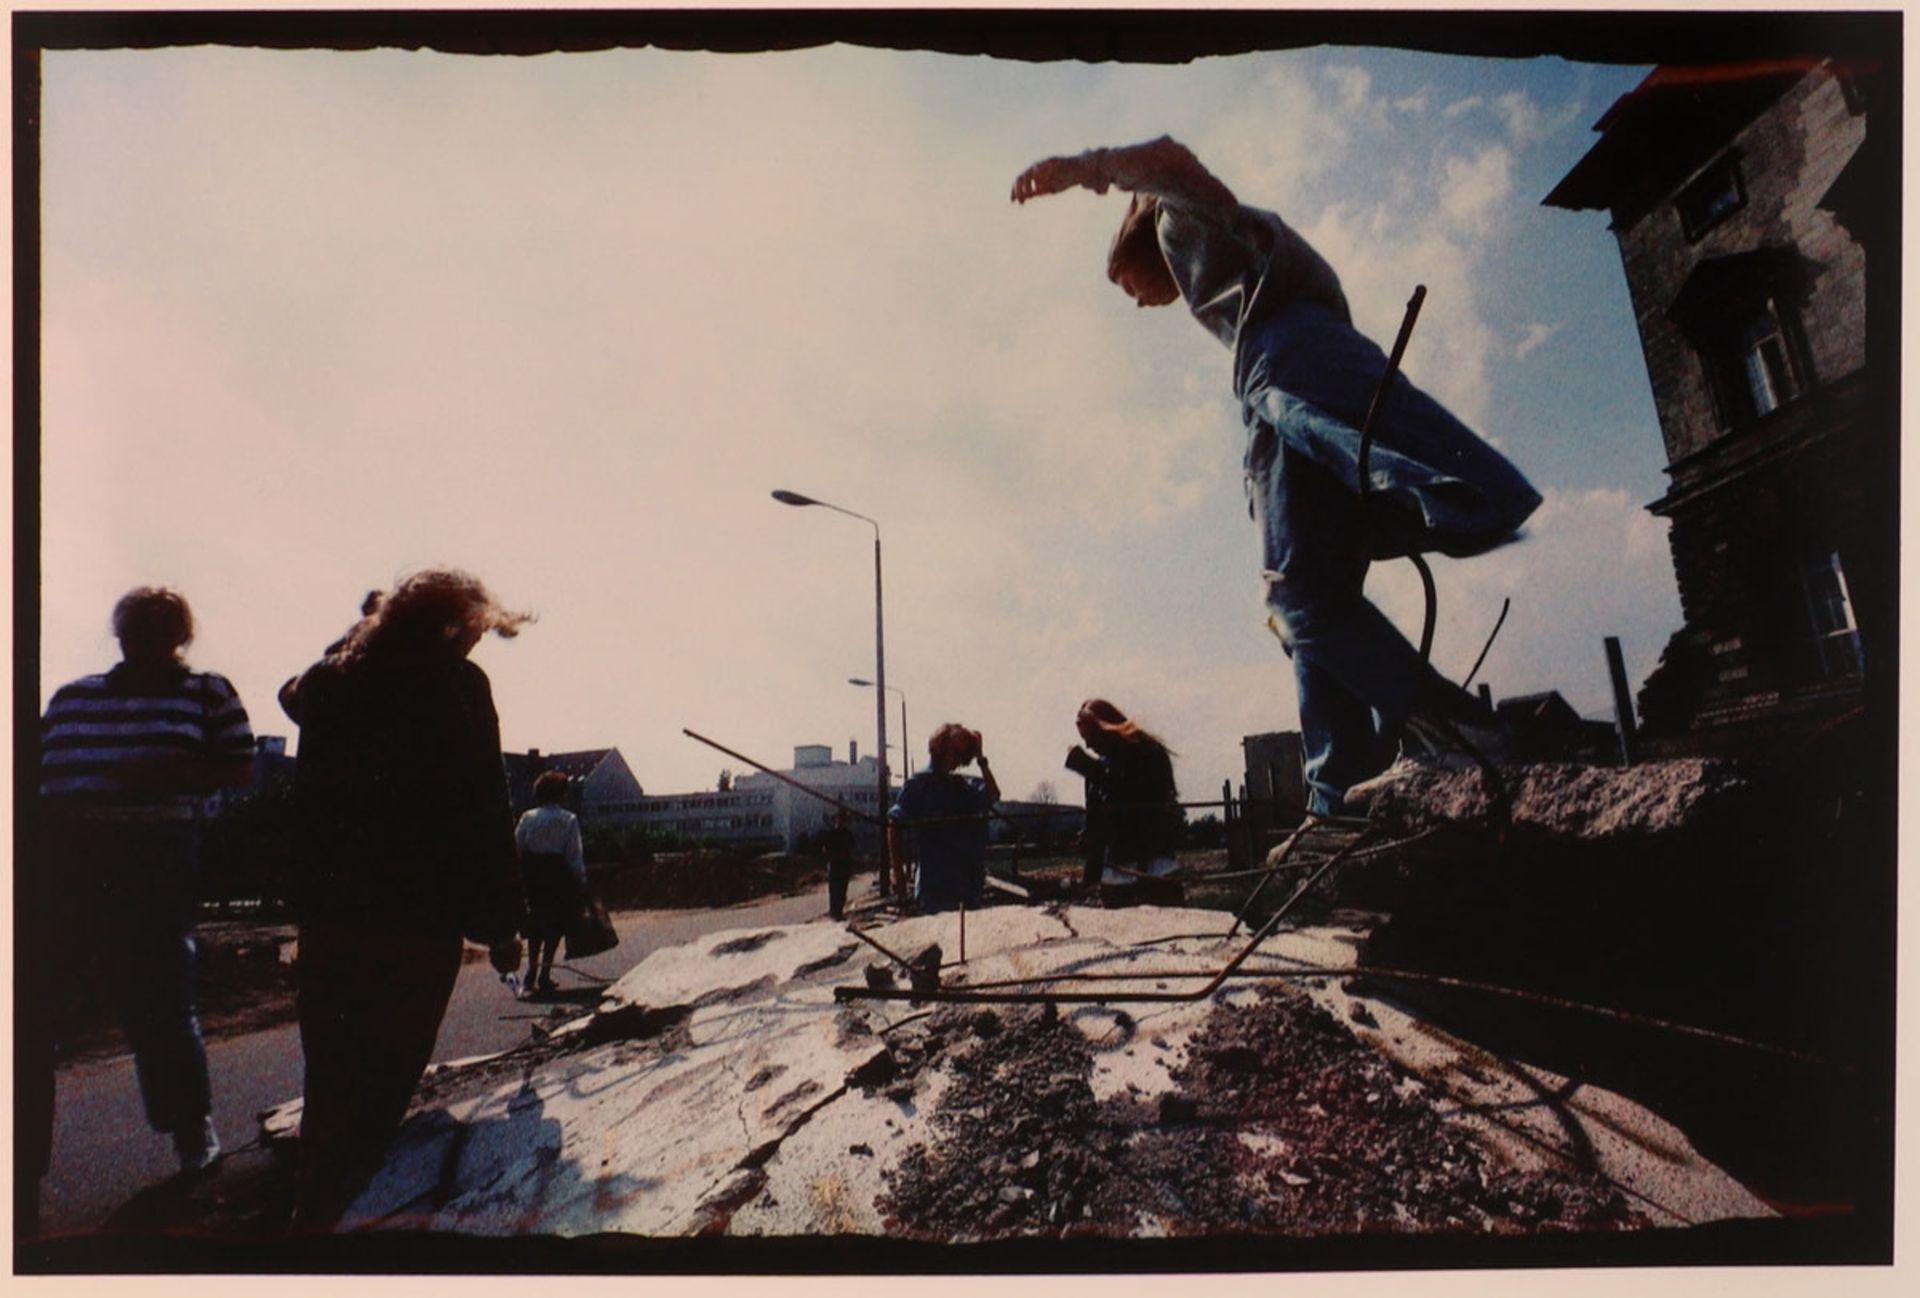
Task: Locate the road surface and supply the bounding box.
[35,885,836,1238]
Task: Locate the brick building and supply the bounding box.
[1545,58,1893,753]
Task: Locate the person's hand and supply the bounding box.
[488,938,524,975]
[1011,151,1107,203]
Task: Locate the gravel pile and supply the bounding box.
[878,990,1642,1241]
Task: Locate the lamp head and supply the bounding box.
[771,490,817,507]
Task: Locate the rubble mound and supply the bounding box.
[880,990,1641,1240]
[1351,758,1755,841]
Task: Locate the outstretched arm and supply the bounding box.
[1011,136,1238,213]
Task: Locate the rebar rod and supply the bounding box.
[834,827,1375,1007]
[1462,596,1511,690]
[844,923,916,975]
[877,960,1837,1067]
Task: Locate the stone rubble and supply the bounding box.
[1348,757,1759,841]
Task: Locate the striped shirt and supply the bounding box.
[40,665,254,803]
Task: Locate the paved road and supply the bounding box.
[36,885,836,1237]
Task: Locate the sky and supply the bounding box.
[35,32,1679,806]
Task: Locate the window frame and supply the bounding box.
[1675,154,1748,242]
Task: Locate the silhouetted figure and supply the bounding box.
[279,588,384,721]
[516,770,585,995]
[1014,137,1539,814]
[22,587,254,1232]
[889,724,1000,913]
[284,568,529,1229]
[1066,698,1184,903]
[819,808,859,921]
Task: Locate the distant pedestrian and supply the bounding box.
[21,586,255,1229]
[516,770,586,995]
[819,808,859,921]
[278,588,383,722]
[889,724,1000,913]
[284,568,529,1228]
[1065,698,1184,902]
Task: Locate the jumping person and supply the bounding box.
[1013,137,1540,816]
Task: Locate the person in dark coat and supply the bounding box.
[282,568,529,1229]
[1066,698,1184,903]
[818,808,859,921]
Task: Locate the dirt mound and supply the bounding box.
[878,991,1641,1240]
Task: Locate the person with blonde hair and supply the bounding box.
[283,567,530,1227]
[1066,698,1184,899]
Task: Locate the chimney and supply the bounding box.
[850,738,858,765]
[529,747,542,759]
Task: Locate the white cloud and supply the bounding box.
[1438,143,1514,234]
[1515,321,1562,359]
[1493,88,1588,146]
[1324,64,1373,112]
[1442,95,1484,119]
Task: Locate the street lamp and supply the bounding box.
[772,489,892,878]
[849,678,909,776]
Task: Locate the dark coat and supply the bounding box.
[1084,743,1183,869]
[289,652,525,944]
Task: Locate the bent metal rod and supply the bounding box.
[834,823,1377,1006]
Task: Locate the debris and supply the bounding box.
[1348,758,1757,841]
[906,944,943,994]
[878,989,1642,1240]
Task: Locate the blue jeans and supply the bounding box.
[1250,432,1439,816]
[51,816,213,1136]
[1238,305,1538,816]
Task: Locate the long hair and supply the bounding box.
[344,568,532,662]
[1077,697,1173,757]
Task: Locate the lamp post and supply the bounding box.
[849,678,908,776]
[772,489,892,882]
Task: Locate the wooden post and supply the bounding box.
[1604,636,1637,767]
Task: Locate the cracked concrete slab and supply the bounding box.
[298,905,1772,1240]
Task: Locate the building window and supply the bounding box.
[1802,551,1864,680]
[1703,297,1808,429]
[1676,155,1746,241]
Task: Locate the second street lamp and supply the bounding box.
[772,489,893,888]
[850,678,908,777]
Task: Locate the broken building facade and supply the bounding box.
[1546,59,1892,754]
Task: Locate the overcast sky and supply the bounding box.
[37,36,1677,804]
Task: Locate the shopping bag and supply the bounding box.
[564,890,619,960]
